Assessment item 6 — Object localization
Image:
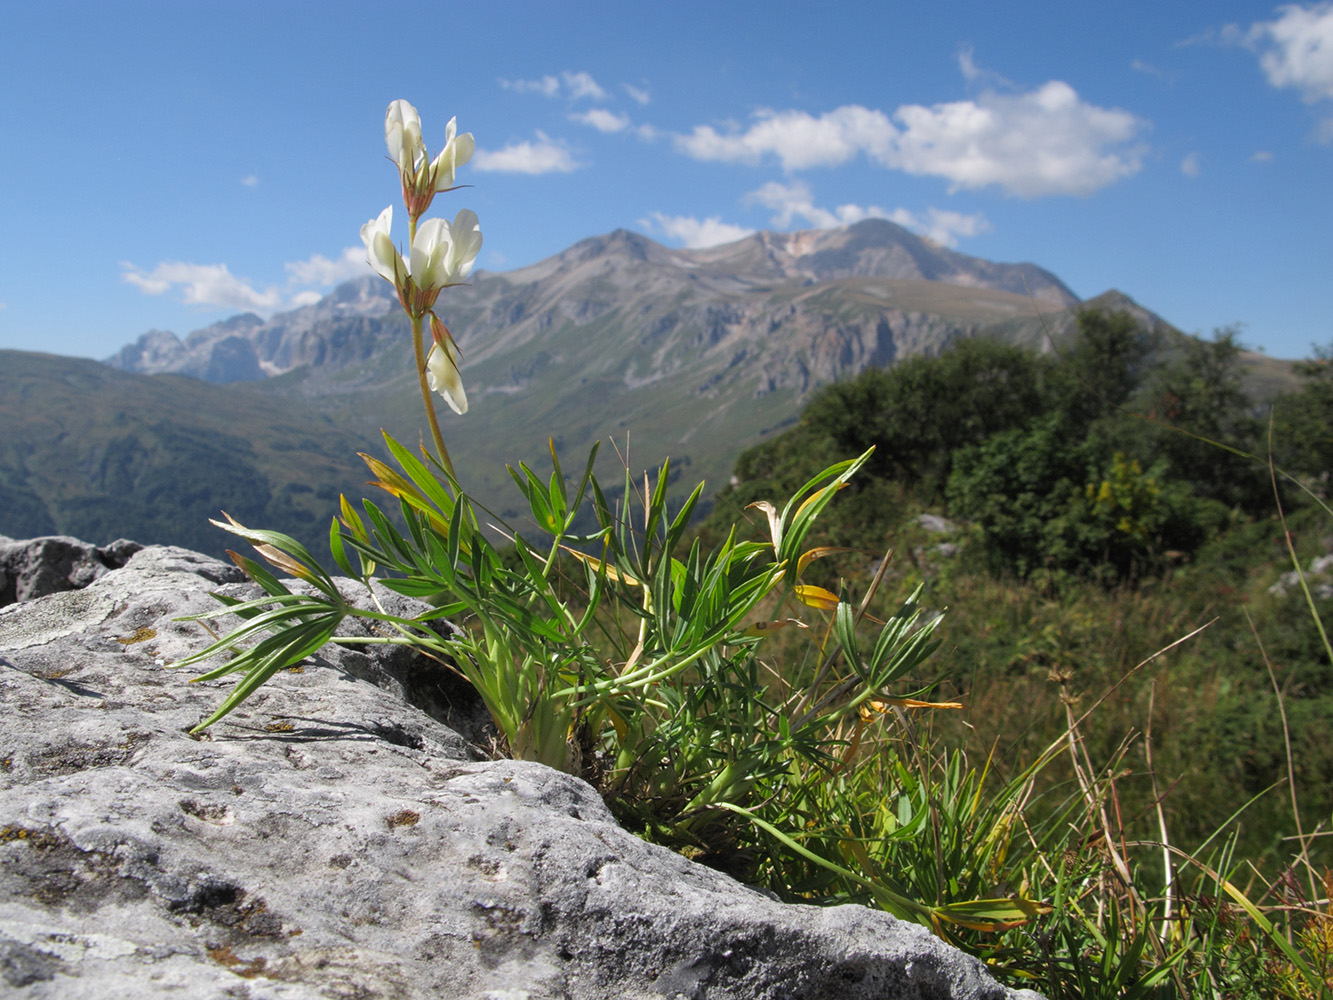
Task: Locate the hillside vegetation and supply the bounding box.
[700,309,1333,869]
[0,351,378,556]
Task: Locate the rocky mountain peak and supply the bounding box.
[103,221,1082,388]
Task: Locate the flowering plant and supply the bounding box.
[172,100,1046,943]
[359,100,481,471]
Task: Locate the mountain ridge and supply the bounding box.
[105,220,1078,385]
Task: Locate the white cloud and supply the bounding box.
[287,290,324,308]
[624,83,651,106]
[890,82,1145,196]
[240,174,259,187]
[1250,149,1276,161]
[888,207,992,247]
[500,70,607,101]
[571,108,631,133]
[473,133,580,174]
[643,212,755,248]
[745,180,988,247]
[121,248,370,314]
[284,246,369,286]
[675,105,896,170]
[957,46,1013,89]
[746,179,883,228]
[500,74,561,97]
[1181,151,1203,177]
[561,71,606,100]
[674,82,1145,197]
[1130,58,1176,84]
[121,261,283,311]
[1248,2,1333,104]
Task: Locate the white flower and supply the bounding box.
[428,117,476,192]
[359,206,406,286]
[385,100,426,173]
[427,313,468,414]
[410,210,482,292]
[441,208,483,284]
[385,100,476,217]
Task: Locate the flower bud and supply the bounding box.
[385,100,475,219]
[427,312,468,414]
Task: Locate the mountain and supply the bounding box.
[6,220,1263,557]
[95,222,1100,518]
[107,221,1079,386]
[104,279,399,383]
[0,352,378,556]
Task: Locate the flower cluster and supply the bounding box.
[361,100,479,417]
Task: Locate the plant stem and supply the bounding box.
[406,213,455,479]
[412,312,454,477]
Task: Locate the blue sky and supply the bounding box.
[2,1,1330,361]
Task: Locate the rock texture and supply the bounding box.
[0,535,144,607]
[0,536,1040,999]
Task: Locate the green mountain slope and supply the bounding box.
[0,352,379,557]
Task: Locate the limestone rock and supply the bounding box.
[0,539,1041,999]
[0,535,144,607]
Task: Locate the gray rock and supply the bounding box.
[0,535,145,607]
[914,515,956,536]
[0,539,1041,999]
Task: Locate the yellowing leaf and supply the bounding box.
[339,494,368,541]
[745,500,781,555]
[794,584,840,611]
[253,543,314,582]
[796,546,858,578]
[794,481,847,522]
[864,697,964,714]
[560,546,643,587]
[741,618,808,638]
[934,897,1051,932]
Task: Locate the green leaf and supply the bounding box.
[189,613,343,732]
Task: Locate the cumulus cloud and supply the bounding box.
[500,70,607,101]
[473,133,581,173]
[284,246,369,286]
[1248,2,1333,104]
[288,290,325,308]
[676,105,896,170]
[890,82,1145,196]
[888,207,992,247]
[643,212,755,248]
[502,74,560,97]
[673,81,1146,197]
[571,108,631,133]
[745,180,886,229]
[240,174,259,187]
[121,261,284,311]
[122,246,375,314]
[1181,151,1203,177]
[745,180,988,247]
[1210,4,1333,141]
[561,71,607,100]
[624,83,651,106]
